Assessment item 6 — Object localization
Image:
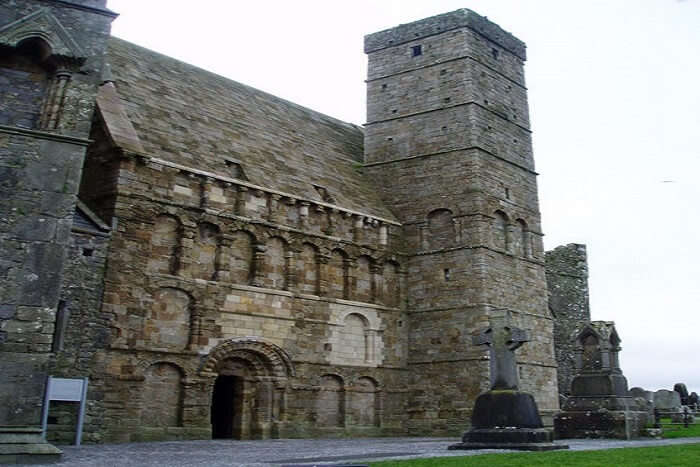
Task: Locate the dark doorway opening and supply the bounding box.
[211,375,240,439]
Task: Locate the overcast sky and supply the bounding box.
[107,0,700,394]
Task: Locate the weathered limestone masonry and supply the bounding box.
[363,10,559,433]
[0,0,115,461]
[77,36,407,442]
[1,4,581,445]
[546,244,591,400]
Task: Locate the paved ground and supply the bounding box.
[16,436,700,466]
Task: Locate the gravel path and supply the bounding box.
[15,436,700,466]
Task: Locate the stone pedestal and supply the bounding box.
[450,390,566,451]
[0,427,62,464]
[554,322,648,439]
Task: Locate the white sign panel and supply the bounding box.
[48,378,85,402]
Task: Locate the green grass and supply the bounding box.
[371,443,700,466]
[661,423,700,439]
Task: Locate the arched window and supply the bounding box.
[493,210,509,251]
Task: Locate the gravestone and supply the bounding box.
[449,312,567,451]
[673,383,689,405]
[628,387,654,418]
[654,389,681,410]
[688,392,698,409]
[554,321,648,439]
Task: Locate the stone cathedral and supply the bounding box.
[1,1,587,446]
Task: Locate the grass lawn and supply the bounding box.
[371,443,700,466]
[661,422,700,439]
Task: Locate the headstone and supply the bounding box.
[654,389,681,410]
[554,321,648,439]
[674,383,689,405]
[449,312,567,451]
[688,392,698,410]
[628,387,654,415]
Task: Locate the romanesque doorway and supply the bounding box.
[211,374,242,439]
[202,338,295,440]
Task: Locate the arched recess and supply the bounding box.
[338,313,371,365]
[580,332,602,371]
[146,288,192,352]
[148,214,181,275]
[354,255,373,303]
[230,230,254,285]
[192,222,220,280]
[200,338,295,440]
[349,376,380,427]
[328,249,348,299]
[317,374,345,428]
[516,219,529,257]
[0,37,51,128]
[493,210,509,251]
[297,242,319,295]
[264,236,288,290]
[380,261,401,308]
[427,208,455,249]
[140,362,184,428]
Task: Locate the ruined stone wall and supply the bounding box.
[363,9,558,433]
[0,0,115,427]
[46,225,110,444]
[546,243,591,398]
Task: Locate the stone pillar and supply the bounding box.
[235,186,249,216]
[188,303,205,350]
[199,177,213,210]
[39,68,72,130]
[317,254,330,296]
[268,194,282,223]
[419,223,429,250]
[298,201,310,229]
[378,224,388,248]
[506,223,516,254]
[214,235,233,282]
[251,244,266,287]
[353,215,364,244]
[178,223,197,279]
[284,250,294,291]
[345,258,356,300]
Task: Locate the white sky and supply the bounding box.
[107,0,700,394]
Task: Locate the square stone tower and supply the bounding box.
[363,9,559,431]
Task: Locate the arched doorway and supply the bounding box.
[201,338,295,440]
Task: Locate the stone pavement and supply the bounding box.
[13,436,700,467]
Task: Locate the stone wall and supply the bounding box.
[363,9,558,434]
[0,0,115,430]
[546,243,591,398]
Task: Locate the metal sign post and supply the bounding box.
[41,376,89,446]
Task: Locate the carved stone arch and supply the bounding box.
[0,8,86,62]
[200,338,295,380]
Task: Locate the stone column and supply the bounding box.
[317,254,330,296]
[251,244,266,287]
[378,224,388,249]
[284,250,294,291]
[506,223,516,254]
[39,68,72,130]
[419,223,429,250]
[235,186,249,216]
[298,201,310,229]
[268,194,282,223]
[345,258,356,300]
[178,223,197,279]
[188,303,205,350]
[353,215,364,244]
[214,235,233,282]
